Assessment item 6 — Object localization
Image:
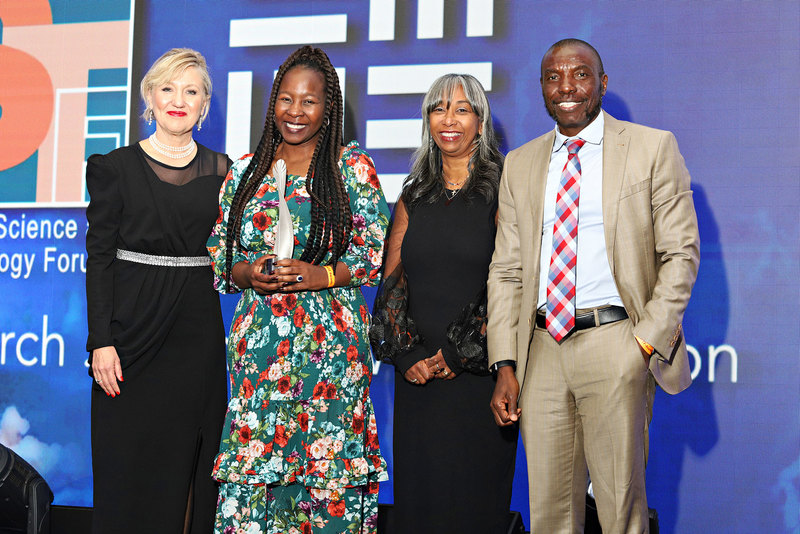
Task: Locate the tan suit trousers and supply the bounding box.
[520,318,650,534]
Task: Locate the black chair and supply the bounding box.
[0,445,52,534]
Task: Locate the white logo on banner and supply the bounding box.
[223,1,495,203]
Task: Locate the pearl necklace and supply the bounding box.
[149,133,196,159]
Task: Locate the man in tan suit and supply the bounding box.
[487,39,700,533]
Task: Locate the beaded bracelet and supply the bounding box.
[324,265,335,288]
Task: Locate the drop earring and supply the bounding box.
[147,109,153,126]
[197,107,206,131]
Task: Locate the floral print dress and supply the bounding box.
[207,142,390,534]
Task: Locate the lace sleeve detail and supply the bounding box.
[446,283,490,376]
[368,197,425,364]
[369,263,422,364]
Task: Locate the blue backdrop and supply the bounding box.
[0,1,798,532]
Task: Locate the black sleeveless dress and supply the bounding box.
[85,144,230,534]
[390,192,518,534]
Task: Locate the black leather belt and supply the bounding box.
[536,305,628,331]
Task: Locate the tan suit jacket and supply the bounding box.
[487,111,700,395]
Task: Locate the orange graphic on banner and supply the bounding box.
[0,46,55,170]
[0,0,55,171]
[0,1,131,203]
[0,0,52,26]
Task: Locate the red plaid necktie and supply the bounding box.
[546,139,585,341]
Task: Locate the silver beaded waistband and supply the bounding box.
[116,249,212,267]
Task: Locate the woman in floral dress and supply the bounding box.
[207,46,389,533]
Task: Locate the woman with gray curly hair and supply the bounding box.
[371,74,518,533]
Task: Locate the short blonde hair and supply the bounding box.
[140,48,212,123]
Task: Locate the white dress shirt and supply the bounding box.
[536,112,623,311]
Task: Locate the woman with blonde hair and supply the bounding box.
[86,48,230,533]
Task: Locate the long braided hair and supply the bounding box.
[223,46,351,287]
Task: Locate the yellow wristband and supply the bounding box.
[324,265,335,288]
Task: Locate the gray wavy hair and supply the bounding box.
[402,73,503,207]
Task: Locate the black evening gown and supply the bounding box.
[85,144,230,534]
[390,192,518,534]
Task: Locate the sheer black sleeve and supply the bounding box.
[219,153,233,176]
[369,262,427,369]
[445,283,490,376]
[369,199,426,373]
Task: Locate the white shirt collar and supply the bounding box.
[552,110,604,152]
